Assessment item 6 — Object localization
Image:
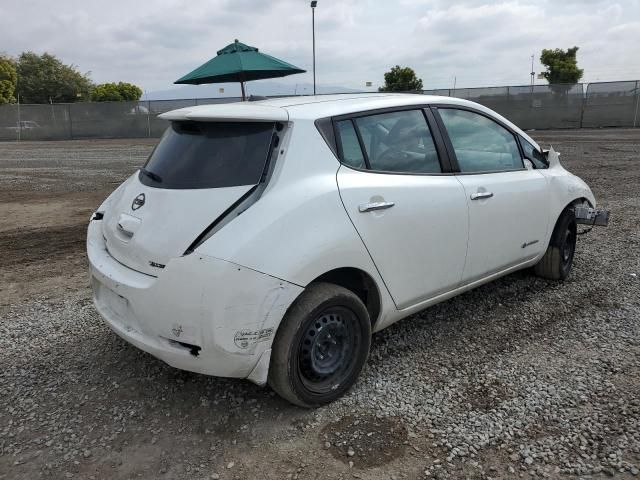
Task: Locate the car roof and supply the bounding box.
[264,93,463,118]
[159,93,540,149]
[162,94,466,121]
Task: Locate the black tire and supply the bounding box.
[534,206,577,280]
[268,282,371,408]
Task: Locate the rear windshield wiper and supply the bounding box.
[140,167,162,183]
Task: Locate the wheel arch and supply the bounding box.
[307,267,382,330]
[571,196,593,208]
[557,196,592,226]
[544,192,592,244]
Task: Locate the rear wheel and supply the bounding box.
[268,282,371,408]
[534,207,577,280]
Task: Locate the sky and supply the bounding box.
[1,0,639,96]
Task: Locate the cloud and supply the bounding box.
[0,0,639,92]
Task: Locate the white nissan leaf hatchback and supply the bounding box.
[88,94,608,407]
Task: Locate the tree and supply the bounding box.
[92,82,143,102]
[540,47,584,85]
[15,52,93,103]
[0,54,17,104]
[379,65,423,92]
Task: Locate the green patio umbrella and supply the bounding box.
[175,39,306,101]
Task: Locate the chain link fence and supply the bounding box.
[424,84,586,130]
[425,81,639,130]
[1,81,638,141]
[0,97,243,141]
[581,81,640,128]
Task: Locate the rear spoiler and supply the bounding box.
[159,104,289,123]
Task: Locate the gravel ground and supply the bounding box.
[0,130,639,479]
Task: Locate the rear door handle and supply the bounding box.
[358,201,395,213]
[470,192,494,200]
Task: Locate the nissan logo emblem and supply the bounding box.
[131,193,145,211]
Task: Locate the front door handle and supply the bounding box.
[470,192,494,200]
[358,201,395,213]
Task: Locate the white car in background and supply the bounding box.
[87,94,608,407]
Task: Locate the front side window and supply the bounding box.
[519,135,548,169]
[438,109,523,173]
[354,110,441,173]
[140,121,275,189]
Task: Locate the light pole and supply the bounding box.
[311,1,317,95]
[530,54,535,91]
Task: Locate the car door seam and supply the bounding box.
[334,165,400,309]
[454,175,472,289]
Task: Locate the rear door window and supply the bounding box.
[140,121,275,189]
[354,110,442,174]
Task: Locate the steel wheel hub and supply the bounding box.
[299,309,356,388]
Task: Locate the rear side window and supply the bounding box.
[439,109,523,173]
[336,120,366,169]
[354,110,441,174]
[140,121,275,189]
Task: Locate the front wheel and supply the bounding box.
[534,206,577,280]
[268,282,371,408]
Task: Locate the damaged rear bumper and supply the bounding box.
[87,220,303,384]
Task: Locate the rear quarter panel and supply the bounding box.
[195,119,396,328]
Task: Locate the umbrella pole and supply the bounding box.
[240,81,246,101]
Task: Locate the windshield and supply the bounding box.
[140,121,275,189]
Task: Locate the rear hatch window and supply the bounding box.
[140,121,275,189]
[101,120,278,276]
